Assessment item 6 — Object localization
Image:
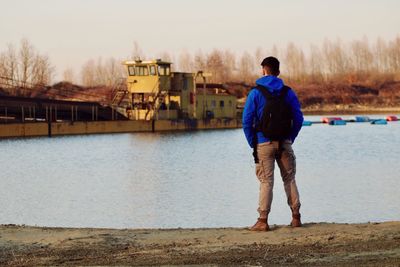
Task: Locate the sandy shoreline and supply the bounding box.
[1,221,400,266]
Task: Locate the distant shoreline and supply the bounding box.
[303,106,400,115]
[1,221,400,266]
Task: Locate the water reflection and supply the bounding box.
[0,115,399,228]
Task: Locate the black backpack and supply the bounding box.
[255,85,293,141]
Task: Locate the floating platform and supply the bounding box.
[322,117,342,123]
[355,116,370,122]
[307,115,399,126]
[329,119,347,126]
[371,119,388,125]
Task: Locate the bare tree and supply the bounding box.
[194,50,206,71]
[178,50,193,72]
[0,53,6,86]
[63,68,75,83]
[31,53,53,86]
[387,35,400,73]
[206,49,225,83]
[223,49,236,81]
[81,59,96,87]
[350,36,373,77]
[95,57,107,85]
[0,40,54,95]
[158,51,173,62]
[284,42,306,83]
[104,57,126,86]
[131,41,145,60]
[254,47,264,66]
[375,37,388,72]
[4,44,18,89]
[325,38,352,81]
[238,51,254,84]
[80,57,126,87]
[270,45,279,60]
[309,44,325,83]
[18,38,35,89]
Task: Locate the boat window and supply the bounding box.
[134,66,149,76]
[158,65,171,76]
[220,100,224,107]
[149,65,157,76]
[128,66,135,76]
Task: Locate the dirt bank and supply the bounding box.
[1,222,400,266]
[302,105,400,115]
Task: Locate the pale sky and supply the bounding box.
[1,0,399,81]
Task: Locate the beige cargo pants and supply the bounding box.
[255,140,301,219]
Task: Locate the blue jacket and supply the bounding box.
[242,75,304,148]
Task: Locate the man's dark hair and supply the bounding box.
[261,57,280,75]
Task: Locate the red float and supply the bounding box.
[322,117,342,123]
[386,115,398,121]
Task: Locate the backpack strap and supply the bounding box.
[280,86,291,98]
[255,85,273,99]
[255,84,291,99]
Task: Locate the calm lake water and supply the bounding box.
[0,115,399,229]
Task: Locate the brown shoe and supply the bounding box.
[250,218,270,231]
[291,213,302,227]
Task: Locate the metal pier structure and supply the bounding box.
[0,95,127,123]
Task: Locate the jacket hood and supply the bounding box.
[255,75,284,92]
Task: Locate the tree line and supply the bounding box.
[1,36,399,91]
[76,36,400,87]
[0,39,54,95]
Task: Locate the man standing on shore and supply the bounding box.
[242,57,304,231]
